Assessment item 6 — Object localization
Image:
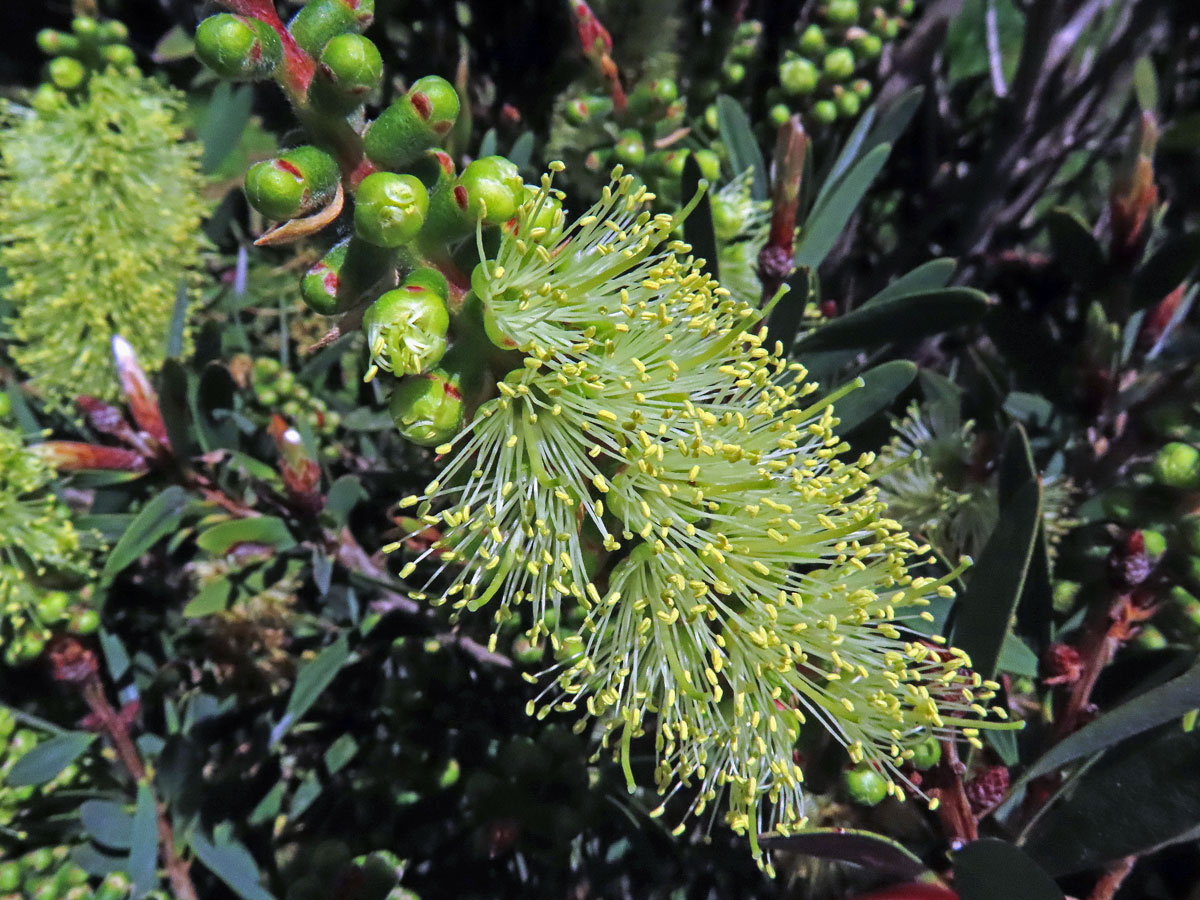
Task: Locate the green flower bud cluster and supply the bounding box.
[283,845,415,900]
[0,426,98,666]
[0,59,206,408]
[0,844,109,900]
[35,16,136,96]
[235,355,341,443]
[1,710,86,834]
[766,0,917,126]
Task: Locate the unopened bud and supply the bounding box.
[779,57,818,96]
[47,56,86,91]
[823,47,857,80]
[300,237,392,315]
[364,75,460,171]
[613,129,646,167]
[310,32,383,113]
[195,13,283,81]
[288,0,375,58]
[389,370,465,446]
[355,172,428,246]
[1153,442,1200,490]
[244,145,340,221]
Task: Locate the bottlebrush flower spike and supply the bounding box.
[393,166,1008,870]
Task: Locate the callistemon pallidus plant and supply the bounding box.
[396,167,1010,868]
[0,63,205,407]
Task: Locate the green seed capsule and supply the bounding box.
[767,102,792,128]
[244,145,340,221]
[364,75,460,171]
[389,370,465,446]
[613,129,646,167]
[823,47,857,80]
[288,0,375,58]
[779,56,819,95]
[812,99,839,123]
[70,608,101,635]
[195,14,283,81]
[835,88,861,118]
[1152,442,1200,490]
[843,764,888,806]
[797,24,827,56]
[47,56,86,91]
[827,0,861,25]
[457,155,524,225]
[363,285,450,377]
[909,736,941,770]
[310,33,383,113]
[355,172,429,246]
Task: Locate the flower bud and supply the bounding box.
[244,145,340,220]
[355,171,428,246]
[364,75,460,171]
[97,20,130,44]
[101,44,137,68]
[563,94,613,126]
[798,24,827,56]
[613,129,646,167]
[458,155,524,225]
[47,57,86,91]
[854,31,884,59]
[823,47,857,80]
[851,77,873,99]
[71,16,99,40]
[36,29,80,57]
[1180,515,1200,555]
[1152,442,1200,490]
[827,0,860,26]
[287,0,375,58]
[195,13,283,81]
[363,282,450,376]
[309,32,383,113]
[710,197,745,242]
[36,591,70,623]
[843,764,888,806]
[649,148,689,179]
[301,237,393,315]
[388,369,465,446]
[779,56,818,95]
[693,148,722,182]
[908,736,941,770]
[722,61,746,85]
[897,0,916,14]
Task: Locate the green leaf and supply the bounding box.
[166,280,189,359]
[151,25,194,63]
[829,361,917,433]
[794,288,990,353]
[951,426,1041,680]
[101,487,188,587]
[1023,663,1200,781]
[159,359,192,460]
[865,86,925,149]
[198,83,254,174]
[760,827,928,881]
[1021,723,1200,875]
[80,800,134,850]
[189,827,277,900]
[811,107,878,212]
[795,143,891,270]
[716,95,767,200]
[508,132,535,172]
[196,517,296,555]
[127,782,158,898]
[271,635,351,745]
[1133,56,1158,111]
[5,732,96,787]
[682,154,719,282]
[477,128,497,158]
[1044,209,1106,286]
[866,258,957,306]
[182,577,234,618]
[1133,232,1200,308]
[954,839,1063,900]
[996,633,1039,678]
[324,475,366,527]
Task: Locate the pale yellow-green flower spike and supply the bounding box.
[395,168,1012,869]
[0,66,206,407]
